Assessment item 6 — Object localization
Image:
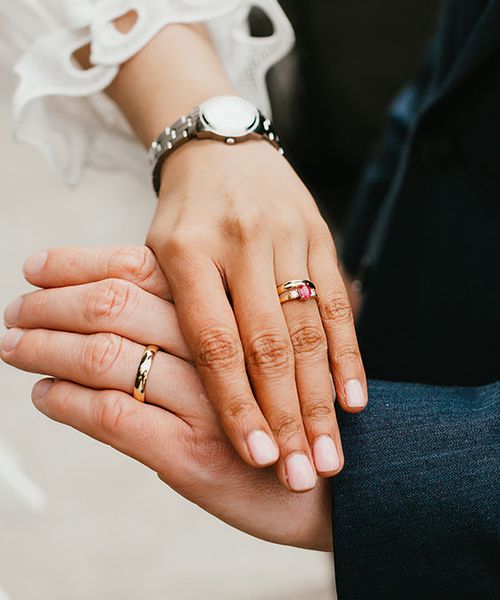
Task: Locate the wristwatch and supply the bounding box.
[149,95,283,195]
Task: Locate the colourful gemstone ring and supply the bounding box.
[277,279,318,304]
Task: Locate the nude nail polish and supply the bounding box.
[286,453,316,492]
[313,435,340,473]
[345,379,366,408]
[247,431,279,466]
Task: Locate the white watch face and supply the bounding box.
[199,96,260,138]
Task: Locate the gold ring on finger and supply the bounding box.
[277,279,318,305]
[133,345,159,403]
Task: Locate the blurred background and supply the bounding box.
[0,2,440,599]
[268,0,440,226]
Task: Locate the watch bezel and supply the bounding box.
[197,96,261,139]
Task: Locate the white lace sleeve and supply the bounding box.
[0,0,294,184]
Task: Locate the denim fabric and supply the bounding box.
[332,380,500,599]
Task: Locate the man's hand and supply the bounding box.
[1,246,332,551]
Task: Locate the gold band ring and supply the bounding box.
[277,279,318,305]
[276,279,316,295]
[133,345,159,403]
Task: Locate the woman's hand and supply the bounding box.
[147,139,367,491]
[1,246,331,550]
[97,20,367,491]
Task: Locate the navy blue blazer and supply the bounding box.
[335,1,500,597]
[343,0,499,386]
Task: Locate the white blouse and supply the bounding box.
[0,0,294,184]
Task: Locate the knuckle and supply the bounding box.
[163,233,189,255]
[108,246,156,284]
[333,344,361,365]
[195,327,243,370]
[83,333,123,376]
[276,215,304,243]
[222,397,256,421]
[98,391,127,435]
[290,325,327,356]
[84,279,134,324]
[247,332,293,371]
[303,401,335,421]
[219,209,263,245]
[320,293,353,325]
[162,231,206,262]
[272,414,303,443]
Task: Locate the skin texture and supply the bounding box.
[78,18,368,490]
[1,246,332,551]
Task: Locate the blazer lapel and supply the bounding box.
[436,0,500,101]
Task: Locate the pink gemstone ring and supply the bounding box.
[277,279,318,305]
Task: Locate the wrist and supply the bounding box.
[107,24,236,146]
[152,94,283,196]
[157,138,279,198]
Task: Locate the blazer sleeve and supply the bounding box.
[332,380,499,600]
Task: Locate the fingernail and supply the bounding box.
[4,297,23,327]
[32,379,54,403]
[23,251,48,277]
[345,379,366,408]
[313,435,340,473]
[247,430,279,466]
[0,328,24,352]
[286,453,317,492]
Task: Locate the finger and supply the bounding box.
[31,378,188,477]
[275,251,344,477]
[227,244,317,492]
[0,328,213,424]
[165,253,281,469]
[4,279,191,361]
[23,246,170,300]
[309,235,368,413]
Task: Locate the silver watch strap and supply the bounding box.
[149,108,283,196]
[254,115,284,152]
[149,109,199,194]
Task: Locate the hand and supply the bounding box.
[146,139,367,492]
[1,246,331,550]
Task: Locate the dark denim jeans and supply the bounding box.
[331,380,499,599]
